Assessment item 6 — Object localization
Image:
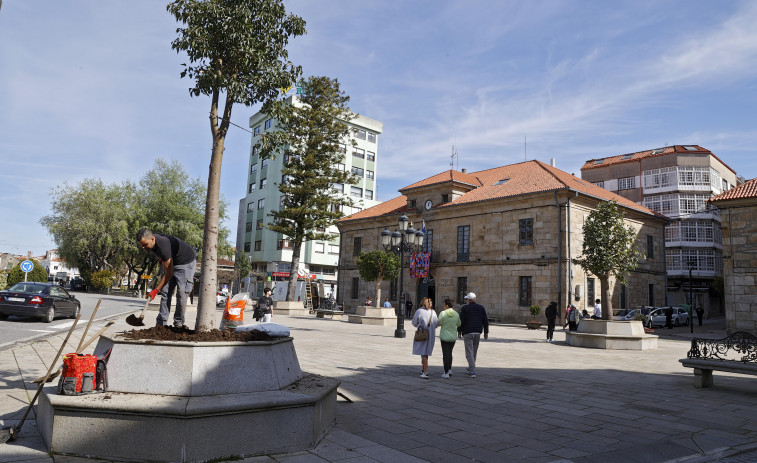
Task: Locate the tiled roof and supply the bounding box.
[400,170,482,192]
[340,160,658,222]
[710,177,757,203]
[581,145,737,175]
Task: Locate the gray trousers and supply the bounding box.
[157,260,196,327]
[463,333,481,371]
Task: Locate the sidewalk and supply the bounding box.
[2,307,756,463]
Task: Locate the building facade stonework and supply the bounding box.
[710,178,757,335]
[338,161,668,321]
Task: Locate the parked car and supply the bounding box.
[216,291,228,307]
[613,307,653,321]
[647,307,689,328]
[70,277,87,291]
[0,282,81,323]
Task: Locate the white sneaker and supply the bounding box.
[419,372,429,379]
[441,373,449,379]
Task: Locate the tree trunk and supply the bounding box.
[374,280,382,308]
[286,239,303,301]
[600,275,611,321]
[196,91,229,331]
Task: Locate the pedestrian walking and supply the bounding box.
[665,306,674,329]
[257,287,274,322]
[567,304,579,331]
[545,301,558,342]
[457,292,489,378]
[405,297,413,319]
[437,298,460,378]
[411,297,438,379]
[136,228,197,328]
[696,306,704,326]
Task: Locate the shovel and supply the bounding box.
[1,314,81,443]
[125,298,151,327]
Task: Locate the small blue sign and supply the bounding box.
[20,260,34,273]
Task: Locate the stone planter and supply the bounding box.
[526,320,542,330]
[38,335,339,462]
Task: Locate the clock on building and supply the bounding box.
[424,200,433,210]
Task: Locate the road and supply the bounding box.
[0,291,145,351]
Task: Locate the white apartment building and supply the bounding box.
[581,145,740,317]
[237,95,383,299]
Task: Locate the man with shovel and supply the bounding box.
[137,228,196,328]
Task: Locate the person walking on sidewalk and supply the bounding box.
[411,297,438,379]
[438,298,461,378]
[458,292,489,378]
[566,304,579,331]
[137,228,196,328]
[696,306,704,326]
[257,287,274,322]
[545,301,558,342]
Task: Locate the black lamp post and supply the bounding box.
[688,259,695,334]
[381,215,425,338]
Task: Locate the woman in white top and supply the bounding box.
[411,297,438,379]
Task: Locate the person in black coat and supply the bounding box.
[545,301,558,342]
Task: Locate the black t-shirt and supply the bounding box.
[258,296,273,314]
[151,234,196,266]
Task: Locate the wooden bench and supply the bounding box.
[679,331,757,388]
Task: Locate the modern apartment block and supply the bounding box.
[581,145,740,316]
[237,95,383,298]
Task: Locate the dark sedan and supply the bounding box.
[0,282,81,323]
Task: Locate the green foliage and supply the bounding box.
[356,251,400,308]
[529,305,541,318]
[263,76,358,300]
[40,159,230,286]
[167,0,305,113]
[90,269,116,291]
[573,201,644,283]
[0,270,7,290]
[357,251,400,283]
[573,201,644,319]
[7,259,48,286]
[234,251,252,280]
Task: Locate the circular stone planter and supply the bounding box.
[38,335,339,462]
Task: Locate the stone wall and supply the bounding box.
[721,206,757,334]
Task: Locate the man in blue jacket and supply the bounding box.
[458,292,489,378]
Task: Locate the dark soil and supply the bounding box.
[122,325,273,342]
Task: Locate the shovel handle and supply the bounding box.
[75,299,102,352]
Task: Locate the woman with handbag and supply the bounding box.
[411,297,438,379]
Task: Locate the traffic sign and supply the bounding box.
[20,260,33,273]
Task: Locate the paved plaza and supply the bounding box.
[1,303,756,463]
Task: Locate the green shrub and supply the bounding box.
[7,259,49,286]
[529,305,541,318]
[90,269,116,290]
[0,270,8,290]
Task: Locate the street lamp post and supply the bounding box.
[688,259,695,334]
[381,215,424,338]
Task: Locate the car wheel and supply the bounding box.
[43,307,55,323]
[0,313,8,320]
[70,303,80,319]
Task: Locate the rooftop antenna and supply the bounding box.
[524,135,527,161]
[450,145,455,169]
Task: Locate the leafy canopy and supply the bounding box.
[357,251,400,284]
[574,200,644,285]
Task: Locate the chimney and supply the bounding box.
[461,168,467,174]
[551,158,556,167]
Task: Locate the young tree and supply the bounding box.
[356,251,400,308]
[574,201,645,320]
[234,250,252,291]
[262,76,358,301]
[167,0,305,331]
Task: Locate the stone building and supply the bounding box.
[709,178,757,335]
[580,145,739,316]
[337,160,668,321]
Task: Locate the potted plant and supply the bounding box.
[526,305,542,330]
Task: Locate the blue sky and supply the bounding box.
[2,1,756,256]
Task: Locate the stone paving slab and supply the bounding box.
[1,310,757,462]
